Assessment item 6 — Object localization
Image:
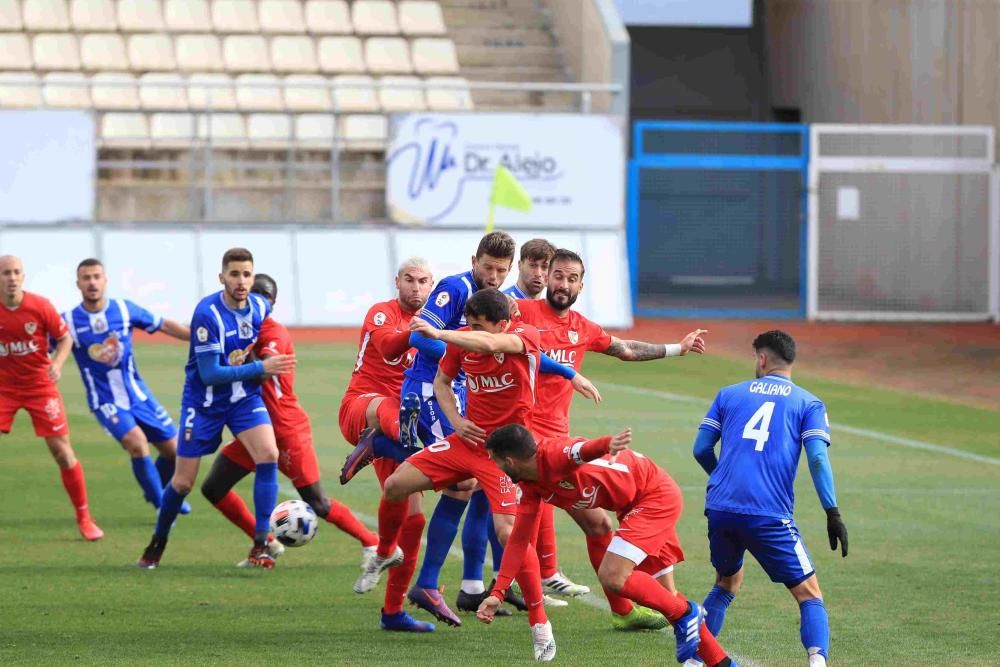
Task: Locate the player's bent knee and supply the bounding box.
[597,561,629,595]
[717,569,744,594]
[570,508,612,536]
[383,475,408,503]
[789,574,822,603]
[120,428,149,457]
[172,478,194,495]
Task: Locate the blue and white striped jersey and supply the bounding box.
[503,283,528,299]
[404,270,477,384]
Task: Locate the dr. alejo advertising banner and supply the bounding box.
[386,113,625,228]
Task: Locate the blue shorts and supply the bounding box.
[400,376,466,446]
[93,395,177,444]
[706,509,815,587]
[178,394,271,458]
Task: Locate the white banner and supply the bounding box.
[386,113,625,228]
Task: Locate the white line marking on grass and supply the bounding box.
[600,381,1000,467]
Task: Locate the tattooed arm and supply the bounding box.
[602,329,708,361]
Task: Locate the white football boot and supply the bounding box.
[543,594,569,608]
[542,571,591,597]
[531,620,557,662]
[353,546,403,593]
[360,545,377,572]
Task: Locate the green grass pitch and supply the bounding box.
[1,342,998,665]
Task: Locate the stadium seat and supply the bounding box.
[100,112,150,147]
[317,36,364,73]
[150,111,199,147]
[81,33,128,70]
[118,0,165,32]
[259,0,304,34]
[0,0,23,30]
[0,34,33,70]
[304,0,350,35]
[248,112,292,147]
[140,72,188,109]
[295,112,335,147]
[332,74,377,112]
[198,112,247,147]
[23,0,70,31]
[378,76,425,111]
[42,71,91,107]
[270,36,318,73]
[236,73,282,110]
[32,34,81,71]
[70,0,117,31]
[212,0,258,33]
[165,0,211,32]
[425,76,473,110]
[128,34,176,71]
[0,72,41,107]
[399,1,446,36]
[411,38,459,74]
[365,37,412,73]
[283,74,331,111]
[352,0,398,35]
[176,34,223,71]
[187,72,237,109]
[91,72,140,108]
[339,114,386,151]
[223,34,270,72]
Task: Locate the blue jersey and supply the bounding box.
[184,291,271,408]
[700,374,830,520]
[63,299,163,411]
[404,270,477,384]
[503,283,528,299]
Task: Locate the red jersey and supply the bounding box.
[255,317,309,435]
[516,300,611,437]
[345,300,415,398]
[439,324,541,443]
[0,291,69,394]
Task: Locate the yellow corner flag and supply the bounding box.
[486,165,532,232]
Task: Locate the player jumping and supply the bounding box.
[691,330,847,667]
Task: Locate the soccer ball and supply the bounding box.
[269,499,318,547]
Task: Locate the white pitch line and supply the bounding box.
[599,381,1000,467]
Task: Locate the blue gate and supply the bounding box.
[627,122,809,318]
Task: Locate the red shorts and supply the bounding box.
[0,391,68,438]
[221,428,320,488]
[339,391,397,445]
[608,473,685,575]
[407,433,518,514]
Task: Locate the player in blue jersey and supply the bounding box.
[691,330,848,667]
[65,258,192,514]
[137,248,296,570]
[503,237,555,300]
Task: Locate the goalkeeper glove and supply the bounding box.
[826,507,848,557]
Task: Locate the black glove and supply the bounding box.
[826,507,848,557]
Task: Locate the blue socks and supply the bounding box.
[253,462,279,543]
[799,598,830,660]
[487,517,503,572]
[131,455,163,507]
[461,490,490,582]
[154,485,188,539]
[372,434,414,463]
[703,584,736,636]
[155,455,175,486]
[417,495,467,589]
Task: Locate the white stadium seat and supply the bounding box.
[236,73,282,110]
[399,1,446,36]
[32,34,80,71]
[0,34,33,70]
[176,34,223,71]
[0,73,41,107]
[223,34,270,71]
[283,74,331,111]
[0,0,23,30]
[378,76,425,111]
[140,72,188,109]
[101,111,150,147]
[411,38,459,74]
[23,0,70,31]
[128,34,176,71]
[187,73,237,109]
[198,112,247,147]
[248,112,292,147]
[70,0,117,30]
[352,0,398,35]
[150,111,198,146]
[270,35,317,73]
[259,0,304,34]
[91,72,140,108]
[42,71,90,107]
[165,0,211,32]
[212,0,258,33]
[339,114,387,151]
[425,76,473,110]
[118,0,165,32]
[365,37,412,73]
[81,33,128,70]
[331,74,377,112]
[317,36,364,73]
[295,113,335,147]
[304,0,350,35]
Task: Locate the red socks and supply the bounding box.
[384,512,425,614]
[377,496,408,558]
[326,500,378,547]
[376,400,401,442]
[536,503,558,579]
[214,491,256,539]
[697,623,729,667]
[515,547,548,626]
[60,461,90,517]
[585,532,634,616]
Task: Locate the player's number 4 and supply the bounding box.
[742,401,775,451]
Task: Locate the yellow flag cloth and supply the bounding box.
[486,165,532,231]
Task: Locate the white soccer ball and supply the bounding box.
[269,499,318,547]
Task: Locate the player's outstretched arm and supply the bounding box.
[432,366,485,445]
[804,437,848,557]
[570,373,602,404]
[479,507,541,624]
[158,319,191,341]
[602,328,708,361]
[410,317,525,354]
[48,334,72,382]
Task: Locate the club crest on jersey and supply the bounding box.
[568,330,578,344]
[228,341,255,366]
[493,352,504,364]
[559,480,575,490]
[238,321,253,339]
[373,311,386,326]
[24,321,36,335]
[92,317,108,334]
[196,326,209,343]
[435,292,450,308]
[87,332,123,367]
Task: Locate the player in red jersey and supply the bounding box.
[477,424,736,667]
[200,274,378,567]
[0,255,103,541]
[516,247,707,629]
